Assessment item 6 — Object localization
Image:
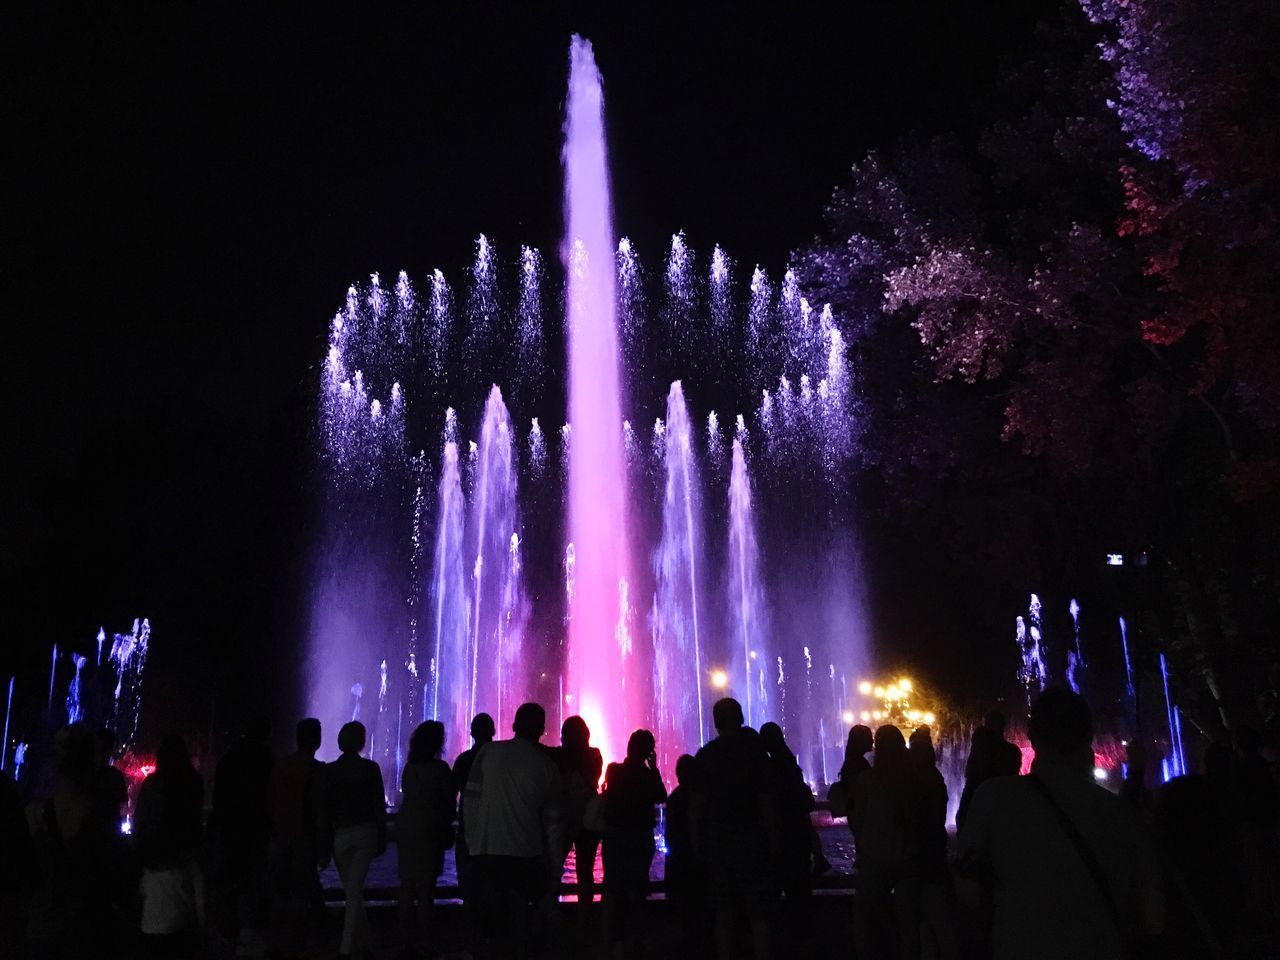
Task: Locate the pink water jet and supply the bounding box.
[563,35,636,762]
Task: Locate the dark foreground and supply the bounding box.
[239,894,855,960]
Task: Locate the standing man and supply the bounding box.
[694,697,778,960]
[957,710,1022,831]
[268,718,323,958]
[463,703,563,959]
[452,712,495,942]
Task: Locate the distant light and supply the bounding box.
[899,678,913,692]
[710,669,729,691]
[1093,767,1108,780]
[873,686,886,699]
[857,681,873,696]
[872,710,884,721]
[841,710,855,725]
[923,712,936,725]
[859,711,871,722]
[120,817,133,836]
[1106,553,1124,567]
[749,650,757,660]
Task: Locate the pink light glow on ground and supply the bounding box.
[563,36,636,763]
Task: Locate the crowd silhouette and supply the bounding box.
[4,687,1279,959]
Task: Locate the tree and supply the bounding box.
[799,1,1280,722]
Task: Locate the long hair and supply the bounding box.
[408,720,445,763]
[561,715,590,753]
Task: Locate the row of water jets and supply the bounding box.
[2,619,150,781]
[1015,593,1187,779]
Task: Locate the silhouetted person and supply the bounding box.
[759,721,816,938]
[834,724,873,834]
[211,715,273,954]
[0,771,31,954]
[463,702,563,959]
[1153,741,1238,957]
[1231,724,1280,952]
[25,723,128,958]
[601,728,666,954]
[135,734,205,958]
[908,725,958,960]
[452,712,495,946]
[551,714,603,915]
[956,688,1163,959]
[693,697,776,960]
[320,720,386,960]
[956,710,1021,832]
[268,717,323,958]
[664,753,707,957]
[853,724,926,960]
[398,720,454,958]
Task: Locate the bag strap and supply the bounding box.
[1027,774,1129,955]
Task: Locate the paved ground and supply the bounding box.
[250,893,857,959]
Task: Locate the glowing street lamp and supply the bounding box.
[710,669,728,691]
[857,680,873,696]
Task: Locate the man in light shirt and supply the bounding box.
[463,701,563,956]
[957,688,1163,960]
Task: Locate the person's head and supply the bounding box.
[561,715,590,752]
[983,710,1007,736]
[53,723,97,787]
[759,721,789,758]
[409,721,445,763]
[675,753,697,787]
[873,724,907,769]
[512,702,546,742]
[626,728,656,764]
[1027,687,1093,762]
[712,697,744,735]
[156,734,191,774]
[470,712,496,745]
[909,725,936,767]
[846,724,874,760]
[296,718,322,755]
[337,721,366,756]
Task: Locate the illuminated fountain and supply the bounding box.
[307,36,869,774]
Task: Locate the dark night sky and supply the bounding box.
[5,1,1054,737]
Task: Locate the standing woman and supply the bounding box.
[601,729,667,957]
[398,721,454,959]
[552,715,604,911]
[320,721,386,960]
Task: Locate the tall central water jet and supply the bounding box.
[563,36,635,760]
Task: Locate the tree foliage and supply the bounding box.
[800,1,1280,719]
